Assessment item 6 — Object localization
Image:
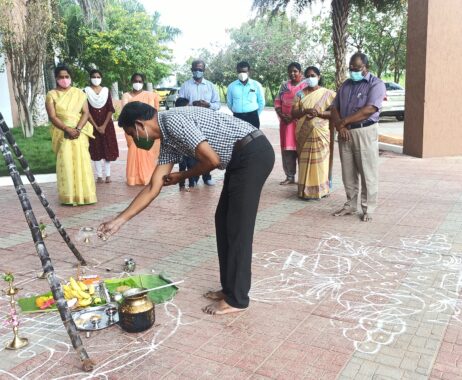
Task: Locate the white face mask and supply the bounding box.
[238,72,248,82]
[306,77,319,88]
[132,82,143,91]
[91,78,102,86]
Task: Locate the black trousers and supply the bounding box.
[233,110,260,129]
[215,134,275,308]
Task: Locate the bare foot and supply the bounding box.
[105,176,112,183]
[361,213,372,222]
[202,299,247,315]
[280,179,295,185]
[96,177,103,184]
[333,207,355,217]
[203,289,225,301]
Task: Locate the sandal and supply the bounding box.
[105,176,112,183]
[96,177,104,184]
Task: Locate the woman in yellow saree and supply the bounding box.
[45,66,97,205]
[292,67,336,200]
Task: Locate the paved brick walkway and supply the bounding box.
[0,123,462,379]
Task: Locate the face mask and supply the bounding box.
[132,82,143,91]
[306,77,319,88]
[134,125,154,150]
[350,71,364,82]
[238,72,248,82]
[192,70,204,79]
[57,78,71,89]
[91,78,102,86]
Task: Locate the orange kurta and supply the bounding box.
[121,91,160,186]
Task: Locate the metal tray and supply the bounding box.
[72,303,119,331]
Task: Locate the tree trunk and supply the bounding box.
[0,126,94,372]
[268,86,277,103]
[331,0,350,90]
[22,103,34,138]
[32,73,49,127]
[77,0,105,29]
[111,82,119,100]
[394,66,399,83]
[0,117,88,266]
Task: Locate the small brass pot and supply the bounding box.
[118,288,155,333]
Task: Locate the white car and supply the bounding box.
[380,82,405,121]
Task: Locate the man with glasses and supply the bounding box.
[178,59,221,186]
[331,53,386,222]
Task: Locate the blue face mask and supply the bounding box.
[350,71,364,82]
[192,70,204,79]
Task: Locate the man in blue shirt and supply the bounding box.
[179,59,221,185]
[227,61,265,129]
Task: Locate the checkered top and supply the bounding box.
[157,107,255,169]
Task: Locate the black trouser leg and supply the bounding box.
[233,110,260,129]
[215,136,274,308]
[215,175,230,293]
[179,157,187,187]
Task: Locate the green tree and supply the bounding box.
[0,0,55,137]
[224,13,312,101]
[347,1,407,79]
[176,47,236,95]
[252,0,404,89]
[57,0,179,91]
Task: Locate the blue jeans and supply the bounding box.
[179,156,199,187]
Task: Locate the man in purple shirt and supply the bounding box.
[331,53,386,222]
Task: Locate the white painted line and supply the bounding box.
[0,173,57,187]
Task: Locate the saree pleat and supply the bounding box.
[294,87,336,200]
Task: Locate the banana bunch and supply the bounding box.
[62,277,100,307]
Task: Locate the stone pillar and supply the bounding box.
[146,82,153,91]
[403,0,462,157]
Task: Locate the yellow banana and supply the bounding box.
[78,298,92,307]
[78,281,88,291]
[69,277,80,292]
[76,288,91,300]
[70,289,81,299]
[63,289,73,300]
[88,284,95,295]
[62,284,74,300]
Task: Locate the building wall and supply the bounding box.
[0,54,14,127]
[404,0,462,157]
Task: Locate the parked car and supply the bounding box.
[164,87,180,110]
[154,87,177,108]
[380,82,405,121]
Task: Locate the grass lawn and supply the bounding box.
[0,126,56,177]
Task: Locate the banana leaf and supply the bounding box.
[104,274,177,304]
[18,292,57,313]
